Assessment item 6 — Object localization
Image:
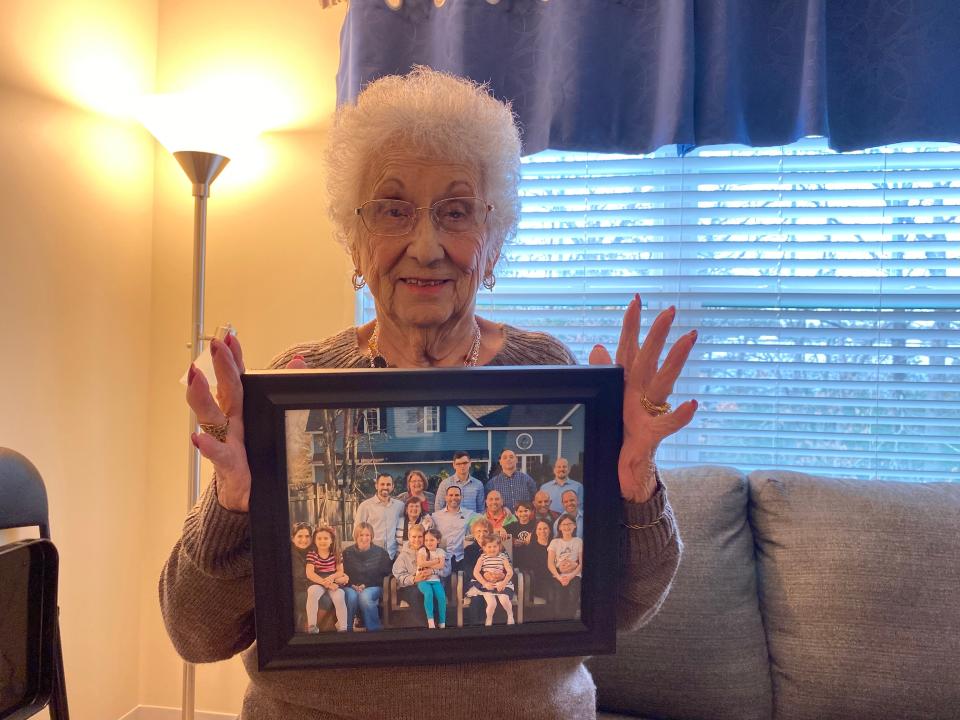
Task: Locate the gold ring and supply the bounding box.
[640,396,671,416]
[200,418,229,442]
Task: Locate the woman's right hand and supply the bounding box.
[186,334,307,512]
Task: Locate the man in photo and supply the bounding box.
[540,457,584,514]
[553,490,584,539]
[354,473,404,559]
[533,490,560,525]
[486,449,536,512]
[434,451,485,514]
[431,485,478,574]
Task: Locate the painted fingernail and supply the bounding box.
[667,305,676,317]
[691,398,699,410]
[191,433,200,449]
[293,354,305,362]
[188,364,197,385]
[210,340,218,358]
[224,333,233,347]
[634,293,641,305]
[690,329,698,342]
[592,344,604,351]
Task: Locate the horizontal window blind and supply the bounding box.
[359,138,960,482]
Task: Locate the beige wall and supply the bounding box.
[1,0,350,716]
[140,0,351,714]
[0,2,158,719]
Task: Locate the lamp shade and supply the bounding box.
[135,91,264,159]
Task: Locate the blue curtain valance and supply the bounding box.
[336,0,960,155]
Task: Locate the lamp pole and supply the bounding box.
[172,150,229,720]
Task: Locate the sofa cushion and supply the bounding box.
[749,470,960,720]
[589,466,772,720]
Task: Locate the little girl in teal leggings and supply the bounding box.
[417,528,447,629]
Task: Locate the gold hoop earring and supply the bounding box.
[482,274,496,291]
[351,270,366,291]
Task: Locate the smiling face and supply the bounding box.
[292,528,311,550]
[485,490,504,514]
[408,526,424,551]
[482,538,501,557]
[407,472,426,496]
[562,490,579,515]
[515,504,532,524]
[554,458,569,481]
[375,475,394,499]
[533,491,552,515]
[471,520,492,546]
[499,449,517,475]
[535,521,552,545]
[558,517,576,539]
[356,150,498,330]
[355,528,373,551]
[445,485,462,511]
[405,499,423,522]
[424,531,439,551]
[314,529,334,553]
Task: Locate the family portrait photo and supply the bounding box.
[284,402,589,636]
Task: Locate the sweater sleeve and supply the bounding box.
[615,480,682,632]
[158,476,257,663]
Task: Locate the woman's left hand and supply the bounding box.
[589,295,698,504]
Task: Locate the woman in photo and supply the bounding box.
[392,522,430,627]
[290,522,313,631]
[529,519,554,594]
[416,528,447,629]
[396,495,434,551]
[305,526,350,633]
[396,469,435,513]
[342,522,392,632]
[168,67,693,717]
[547,514,583,619]
[468,534,515,625]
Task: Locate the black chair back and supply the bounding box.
[0,447,69,720]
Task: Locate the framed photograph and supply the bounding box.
[244,365,623,670]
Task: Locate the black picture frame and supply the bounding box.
[244,365,623,671]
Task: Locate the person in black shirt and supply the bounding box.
[342,522,392,631]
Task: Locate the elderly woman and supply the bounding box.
[163,67,695,718]
[396,468,436,513]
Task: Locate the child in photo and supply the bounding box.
[305,525,350,632]
[416,528,447,629]
[467,535,515,626]
[547,513,583,619]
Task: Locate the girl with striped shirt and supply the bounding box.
[305,525,349,632]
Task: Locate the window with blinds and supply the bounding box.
[358,138,960,482]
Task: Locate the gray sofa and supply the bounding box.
[590,466,960,720]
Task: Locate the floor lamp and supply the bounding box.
[140,108,230,720]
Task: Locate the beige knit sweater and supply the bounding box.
[160,325,682,719]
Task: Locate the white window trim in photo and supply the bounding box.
[358,138,960,483]
[362,408,381,434]
[423,405,441,433]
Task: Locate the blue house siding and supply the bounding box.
[308,403,585,490]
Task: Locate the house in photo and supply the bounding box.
[305,403,585,494]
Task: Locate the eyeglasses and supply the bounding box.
[355,197,494,236]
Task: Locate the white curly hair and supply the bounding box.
[324,66,522,263]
